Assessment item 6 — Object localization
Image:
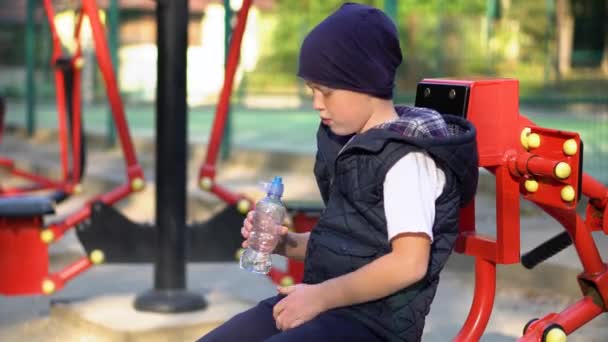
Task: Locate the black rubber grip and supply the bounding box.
[521,231,572,269]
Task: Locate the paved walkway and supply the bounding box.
[4,102,608,180]
[1,262,608,341]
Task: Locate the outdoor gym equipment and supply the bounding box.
[0,0,144,295]
[415,78,607,342]
[197,0,253,209]
[194,0,315,287]
[0,3,87,197]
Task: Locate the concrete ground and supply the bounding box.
[1,114,608,341]
[1,261,608,342]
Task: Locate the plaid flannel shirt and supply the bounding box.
[377,106,449,138]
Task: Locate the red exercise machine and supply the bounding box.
[0,1,89,197]
[0,0,145,296]
[415,78,606,342]
[194,0,316,287]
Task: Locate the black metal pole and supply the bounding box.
[26,0,36,136]
[134,0,206,313]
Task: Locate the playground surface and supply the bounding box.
[1,261,608,342]
[5,102,608,178]
[1,101,608,340]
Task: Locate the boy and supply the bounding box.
[198,2,478,341]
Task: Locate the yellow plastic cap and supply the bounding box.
[235,248,245,261]
[131,178,145,192]
[73,184,83,195]
[280,276,294,287]
[554,162,571,180]
[74,57,85,69]
[528,133,541,149]
[524,180,539,193]
[90,250,105,265]
[544,327,567,342]
[561,185,575,202]
[42,279,56,295]
[520,127,532,150]
[237,199,251,214]
[40,230,55,244]
[563,139,577,156]
[199,177,213,191]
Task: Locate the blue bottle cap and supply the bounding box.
[267,176,284,198]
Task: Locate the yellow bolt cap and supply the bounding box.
[520,127,532,150]
[90,250,105,264]
[524,180,539,193]
[237,199,251,214]
[554,162,571,180]
[40,230,55,244]
[74,57,85,69]
[563,139,577,156]
[235,248,245,261]
[200,177,213,191]
[561,185,575,202]
[528,133,541,149]
[280,276,294,287]
[73,184,83,195]
[131,178,145,192]
[42,279,55,295]
[545,327,567,342]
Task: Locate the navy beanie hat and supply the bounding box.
[297,2,402,99]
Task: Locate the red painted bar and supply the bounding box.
[199,0,253,178]
[454,258,497,342]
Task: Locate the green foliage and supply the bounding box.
[503,0,550,64]
[398,0,486,16]
[248,0,606,98]
[0,25,26,66]
[251,0,490,91]
[259,1,383,77]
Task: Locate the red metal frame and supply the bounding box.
[0,0,144,296]
[197,0,253,206]
[0,1,85,196]
[194,0,308,286]
[422,78,608,341]
[42,0,145,241]
[0,216,48,295]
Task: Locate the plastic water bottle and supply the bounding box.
[240,176,287,274]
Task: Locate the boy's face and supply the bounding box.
[306,81,373,136]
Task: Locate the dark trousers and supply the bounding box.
[196,295,383,342]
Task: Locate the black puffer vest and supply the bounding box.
[303,109,478,341]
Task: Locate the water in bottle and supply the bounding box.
[240,176,287,274]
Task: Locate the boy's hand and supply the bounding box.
[241,211,289,251]
[273,284,327,331]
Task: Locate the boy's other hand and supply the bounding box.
[241,210,289,250]
[273,284,326,331]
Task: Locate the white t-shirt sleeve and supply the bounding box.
[383,151,446,242]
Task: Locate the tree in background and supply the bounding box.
[251,0,606,97]
[556,0,574,77]
[257,1,381,83]
[257,0,488,92]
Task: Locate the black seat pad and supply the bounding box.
[0,195,55,217]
